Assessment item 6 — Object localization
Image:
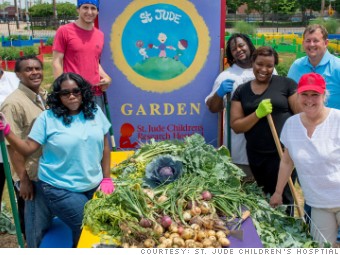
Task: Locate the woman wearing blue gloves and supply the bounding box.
[231,46,299,215]
[0,72,114,246]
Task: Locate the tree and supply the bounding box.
[29,3,77,18]
[226,0,245,13]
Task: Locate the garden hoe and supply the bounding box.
[0,130,25,247]
[103,91,116,151]
[228,210,251,241]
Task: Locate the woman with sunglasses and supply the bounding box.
[0,72,114,247]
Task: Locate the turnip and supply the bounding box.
[139,218,152,228]
[160,215,172,228]
[201,190,213,201]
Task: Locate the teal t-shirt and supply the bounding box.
[29,108,111,192]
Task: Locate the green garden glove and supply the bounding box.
[255,99,272,118]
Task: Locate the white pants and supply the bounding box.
[311,207,340,245]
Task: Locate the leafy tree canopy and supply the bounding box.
[29,2,77,17]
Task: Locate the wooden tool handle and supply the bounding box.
[240,210,251,221]
[266,114,304,218]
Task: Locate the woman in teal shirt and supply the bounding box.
[0,72,114,247]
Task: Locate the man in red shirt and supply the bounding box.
[52,0,111,109]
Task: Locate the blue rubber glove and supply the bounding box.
[216,79,234,98]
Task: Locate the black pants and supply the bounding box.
[247,150,297,216]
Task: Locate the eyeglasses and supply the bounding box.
[58,88,82,98]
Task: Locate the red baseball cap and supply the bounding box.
[297,73,326,94]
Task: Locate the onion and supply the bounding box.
[190,206,201,216]
[139,218,152,228]
[157,195,168,204]
[143,188,155,199]
[183,210,192,221]
[201,190,213,201]
[186,200,197,210]
[160,215,172,228]
[199,202,211,214]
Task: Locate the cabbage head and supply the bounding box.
[143,155,183,188]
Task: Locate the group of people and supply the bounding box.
[206,24,340,246]
[0,0,339,248]
[0,0,114,248]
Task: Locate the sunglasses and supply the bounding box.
[58,88,82,98]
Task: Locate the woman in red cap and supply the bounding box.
[270,73,340,246]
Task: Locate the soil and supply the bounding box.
[0,233,21,248]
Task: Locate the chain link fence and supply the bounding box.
[0,16,76,38]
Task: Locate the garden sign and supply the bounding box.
[100,0,225,149]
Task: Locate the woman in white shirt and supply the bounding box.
[270,73,340,246]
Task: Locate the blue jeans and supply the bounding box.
[23,181,53,248]
[38,180,97,247]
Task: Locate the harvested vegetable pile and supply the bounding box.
[83,134,319,248]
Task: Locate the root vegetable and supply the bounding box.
[143,189,155,199]
[199,202,211,214]
[190,223,200,231]
[202,238,213,248]
[183,210,192,221]
[173,237,185,247]
[157,243,167,248]
[161,215,172,228]
[196,230,207,241]
[201,190,212,201]
[162,239,173,248]
[207,230,216,237]
[168,223,178,233]
[139,218,152,228]
[144,239,155,248]
[189,216,203,226]
[202,218,214,229]
[186,200,197,210]
[190,206,202,216]
[219,237,230,247]
[216,230,226,239]
[195,242,203,248]
[177,225,184,235]
[153,223,164,235]
[122,243,129,248]
[169,233,180,239]
[159,236,166,243]
[182,228,195,240]
[157,195,168,204]
[185,239,196,248]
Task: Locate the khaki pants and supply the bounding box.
[311,207,340,245]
